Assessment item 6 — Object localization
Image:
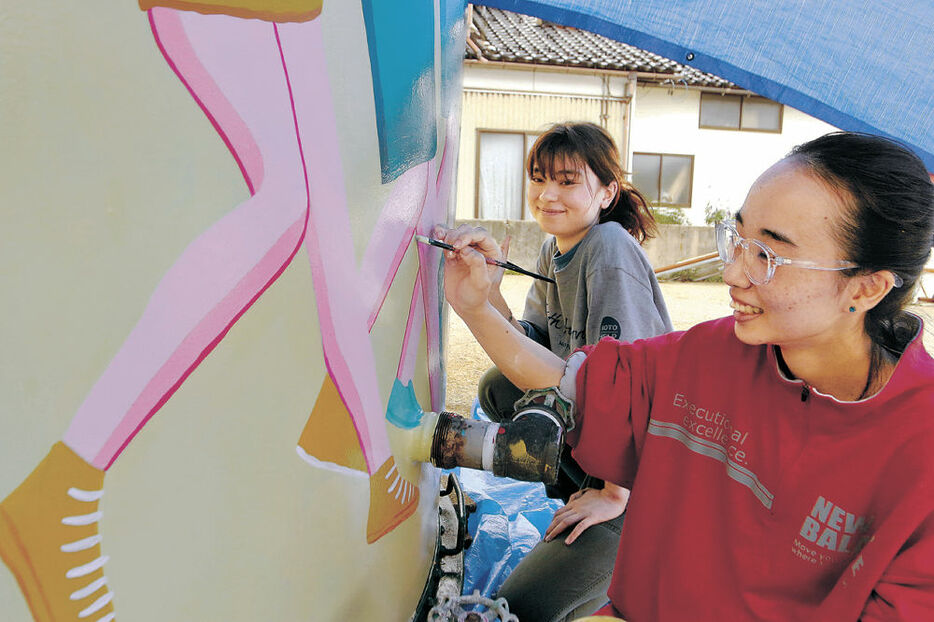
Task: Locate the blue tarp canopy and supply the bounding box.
[478,0,934,172]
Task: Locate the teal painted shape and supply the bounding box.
[361,0,437,183]
[386,378,424,429]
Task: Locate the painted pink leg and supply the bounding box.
[276,20,444,541]
[417,120,458,412]
[64,10,311,470]
[3,9,319,619]
[277,20,413,473]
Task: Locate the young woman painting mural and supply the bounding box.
[0,1,463,620]
[439,132,934,620]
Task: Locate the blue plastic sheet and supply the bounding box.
[453,401,564,598]
[479,0,934,171]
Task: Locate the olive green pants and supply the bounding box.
[479,366,623,622]
[495,513,623,622]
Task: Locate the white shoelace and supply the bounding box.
[61,487,115,620]
[384,463,415,504]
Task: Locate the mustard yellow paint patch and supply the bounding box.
[0,442,113,621]
[366,457,419,544]
[297,375,367,473]
[139,0,323,23]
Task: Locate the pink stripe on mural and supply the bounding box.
[418,126,459,412]
[97,217,309,469]
[277,22,379,468]
[150,8,264,194]
[361,164,429,329]
[86,15,313,469]
[395,277,425,383]
[416,239,445,413]
[277,19,396,470]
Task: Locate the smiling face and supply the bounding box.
[527,155,616,253]
[725,158,860,351]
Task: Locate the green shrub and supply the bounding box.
[650,206,689,225]
[704,202,731,226]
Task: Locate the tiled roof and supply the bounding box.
[467,6,737,89]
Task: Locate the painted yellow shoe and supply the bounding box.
[296,375,367,476]
[0,442,116,622]
[366,457,419,544]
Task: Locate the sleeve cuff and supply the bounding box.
[559,351,587,402]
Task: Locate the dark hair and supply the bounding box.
[790,132,934,375]
[526,122,658,244]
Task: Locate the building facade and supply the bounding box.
[457,7,838,227]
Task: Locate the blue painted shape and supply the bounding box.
[361,0,438,183]
[386,378,424,429]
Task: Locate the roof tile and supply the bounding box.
[467,6,736,88]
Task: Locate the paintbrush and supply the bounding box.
[415,234,556,284]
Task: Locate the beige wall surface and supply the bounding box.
[0,3,452,620]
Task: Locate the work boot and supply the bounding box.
[0,442,116,621]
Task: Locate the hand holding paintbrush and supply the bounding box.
[415,234,555,284]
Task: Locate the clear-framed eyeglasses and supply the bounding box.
[715,219,860,286]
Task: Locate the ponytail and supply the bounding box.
[600,180,658,244]
[791,132,934,381]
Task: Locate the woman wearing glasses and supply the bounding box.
[437,132,934,620]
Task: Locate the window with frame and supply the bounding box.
[476,131,537,219]
[632,152,694,208]
[699,93,783,132]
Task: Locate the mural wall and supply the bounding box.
[0,1,464,619]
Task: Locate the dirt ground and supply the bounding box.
[443,275,934,416]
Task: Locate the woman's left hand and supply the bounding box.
[544,485,630,545]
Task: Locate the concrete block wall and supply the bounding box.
[646,225,718,272]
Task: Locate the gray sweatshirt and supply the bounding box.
[520,221,673,358]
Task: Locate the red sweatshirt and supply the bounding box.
[566,316,934,621]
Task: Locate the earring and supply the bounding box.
[849,306,856,313]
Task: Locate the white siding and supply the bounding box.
[459,65,840,224]
[631,85,837,223]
